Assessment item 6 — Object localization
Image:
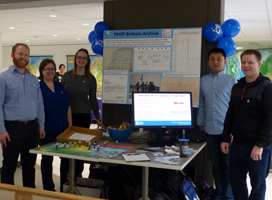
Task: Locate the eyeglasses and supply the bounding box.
[76,56,88,61]
[43,68,55,72]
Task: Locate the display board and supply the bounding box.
[102,28,202,107]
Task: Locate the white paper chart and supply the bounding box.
[134,47,171,72]
[103,28,202,107]
[160,78,200,107]
[103,75,128,103]
[172,29,202,77]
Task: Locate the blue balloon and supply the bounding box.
[92,39,104,55]
[94,21,109,37]
[203,23,223,42]
[88,31,98,44]
[96,35,103,41]
[217,37,236,57]
[222,19,241,38]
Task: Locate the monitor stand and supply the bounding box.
[147,128,175,147]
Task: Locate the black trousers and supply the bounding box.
[1,120,40,188]
[40,134,69,191]
[72,113,91,175]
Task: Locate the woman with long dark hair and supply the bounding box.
[61,48,105,177]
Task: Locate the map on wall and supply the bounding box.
[103,48,133,71]
[26,56,53,77]
[67,55,103,96]
[226,49,272,80]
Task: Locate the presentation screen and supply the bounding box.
[132,92,193,128]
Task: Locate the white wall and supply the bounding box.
[1,43,94,72]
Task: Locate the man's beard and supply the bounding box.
[13,57,29,68]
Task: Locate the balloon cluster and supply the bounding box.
[88,21,109,56]
[203,19,241,57]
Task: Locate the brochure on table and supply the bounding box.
[102,28,202,107]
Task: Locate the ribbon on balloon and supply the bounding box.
[203,19,241,57]
[88,21,109,56]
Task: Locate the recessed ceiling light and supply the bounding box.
[236,47,243,50]
[83,23,89,26]
[9,27,15,29]
[77,38,81,40]
[49,15,57,18]
[53,34,58,36]
[26,40,30,42]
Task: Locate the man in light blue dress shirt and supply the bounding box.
[197,48,237,200]
[0,43,45,188]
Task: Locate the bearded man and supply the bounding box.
[0,43,45,188]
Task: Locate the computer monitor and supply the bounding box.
[132,92,193,128]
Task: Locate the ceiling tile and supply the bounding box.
[0,12,49,23]
[242,29,271,35]
[25,10,78,20]
[85,3,103,12]
[234,31,246,38]
[2,22,56,32]
[265,0,272,10]
[54,7,103,19]
[239,21,269,29]
[59,19,97,29]
[267,11,272,20]
[33,21,80,29]
[246,34,272,38]
[227,11,268,22]
[224,14,230,21]
[225,0,266,12]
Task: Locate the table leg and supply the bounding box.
[140,166,150,200]
[69,159,81,195]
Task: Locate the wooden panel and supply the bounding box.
[0,183,102,200]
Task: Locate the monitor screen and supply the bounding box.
[132,92,193,128]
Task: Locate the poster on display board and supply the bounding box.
[102,28,202,107]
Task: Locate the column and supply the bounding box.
[0,33,2,73]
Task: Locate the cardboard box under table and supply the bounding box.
[56,126,102,145]
[63,177,105,198]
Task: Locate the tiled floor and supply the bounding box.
[12,156,272,199]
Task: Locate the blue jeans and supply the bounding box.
[229,141,271,200]
[205,133,233,200]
